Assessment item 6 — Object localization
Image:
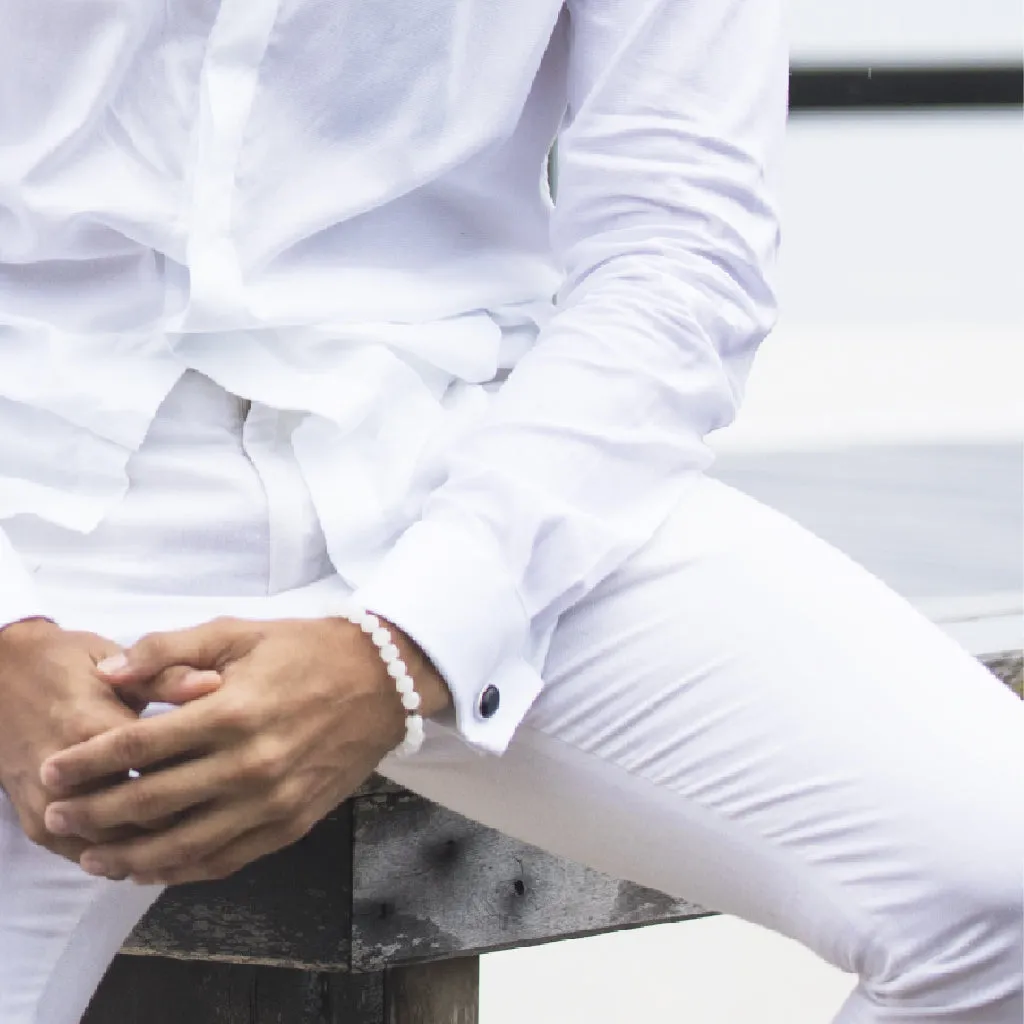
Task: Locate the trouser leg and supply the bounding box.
[381,476,1023,1023]
[0,790,165,1024]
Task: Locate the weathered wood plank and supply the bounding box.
[85,958,384,1023]
[123,806,353,969]
[384,957,479,1024]
[356,774,406,797]
[985,650,1022,698]
[351,791,708,971]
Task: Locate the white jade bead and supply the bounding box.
[347,603,424,756]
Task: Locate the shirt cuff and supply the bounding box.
[0,531,51,632]
[350,516,545,755]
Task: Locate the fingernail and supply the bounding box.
[182,670,221,690]
[97,653,129,675]
[45,807,71,835]
[80,853,108,877]
[39,761,61,789]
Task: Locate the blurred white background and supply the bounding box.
[481,3,1022,1022]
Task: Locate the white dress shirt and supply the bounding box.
[0,0,786,753]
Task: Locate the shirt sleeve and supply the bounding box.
[352,0,787,754]
[0,527,51,632]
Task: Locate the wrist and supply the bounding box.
[373,617,452,719]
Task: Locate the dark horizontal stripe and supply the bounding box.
[789,65,1022,110]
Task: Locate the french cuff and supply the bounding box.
[350,517,544,755]
[0,533,51,632]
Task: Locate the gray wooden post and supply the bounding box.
[85,956,482,1023]
[83,958,386,1023]
[384,957,480,1024]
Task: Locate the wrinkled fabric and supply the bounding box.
[0,0,786,751]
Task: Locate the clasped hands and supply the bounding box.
[9,615,449,886]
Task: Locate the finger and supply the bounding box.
[96,618,252,684]
[78,797,267,881]
[75,632,124,665]
[40,697,228,794]
[17,807,89,863]
[115,667,224,708]
[47,835,92,865]
[131,820,311,886]
[45,751,238,834]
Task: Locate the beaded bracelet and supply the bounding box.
[343,602,425,757]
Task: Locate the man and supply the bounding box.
[0,1,1020,1021]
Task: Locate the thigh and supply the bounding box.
[381,475,1023,981]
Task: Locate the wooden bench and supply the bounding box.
[82,644,1021,1024]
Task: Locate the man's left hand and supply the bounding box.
[37,615,451,885]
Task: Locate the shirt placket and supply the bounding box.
[176,0,280,332]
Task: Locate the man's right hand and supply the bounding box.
[0,618,141,863]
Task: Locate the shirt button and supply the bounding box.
[477,684,501,719]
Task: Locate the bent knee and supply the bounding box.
[865,843,1023,1014]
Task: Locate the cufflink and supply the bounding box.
[477,684,500,719]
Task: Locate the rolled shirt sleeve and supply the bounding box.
[353,0,788,754]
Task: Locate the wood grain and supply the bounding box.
[84,958,384,1024]
[123,806,353,969]
[986,650,1023,698]
[351,791,709,971]
[384,957,480,1024]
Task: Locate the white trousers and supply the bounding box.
[1,373,1021,1023]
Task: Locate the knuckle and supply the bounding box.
[63,708,102,747]
[239,743,285,786]
[125,786,161,822]
[114,728,149,766]
[131,632,167,664]
[254,738,289,780]
[265,784,297,819]
[216,697,257,736]
[170,839,202,866]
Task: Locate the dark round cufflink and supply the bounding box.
[477,684,500,719]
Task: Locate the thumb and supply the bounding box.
[116,666,224,707]
[97,617,249,683]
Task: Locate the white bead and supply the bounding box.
[345,600,424,758]
[396,736,422,757]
